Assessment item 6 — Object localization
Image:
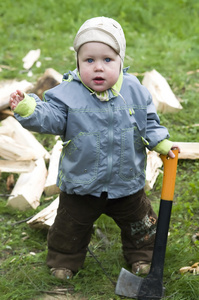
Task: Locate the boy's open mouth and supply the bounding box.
[93,77,105,84]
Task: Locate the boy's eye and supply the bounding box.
[105,58,111,62]
[87,58,93,63]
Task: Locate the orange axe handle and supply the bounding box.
[160,149,178,201]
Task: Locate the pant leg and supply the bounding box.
[105,189,157,265]
[47,192,106,272]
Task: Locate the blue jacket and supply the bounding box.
[14,68,170,198]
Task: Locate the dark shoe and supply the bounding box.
[132,261,151,275]
[51,268,73,280]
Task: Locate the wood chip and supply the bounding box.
[22,49,41,70]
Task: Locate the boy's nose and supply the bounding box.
[94,61,104,71]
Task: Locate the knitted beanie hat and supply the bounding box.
[73,16,126,62]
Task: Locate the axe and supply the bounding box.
[115,149,178,299]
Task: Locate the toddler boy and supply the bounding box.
[10,17,180,280]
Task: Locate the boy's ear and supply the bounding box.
[76,55,79,71]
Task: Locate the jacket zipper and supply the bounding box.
[103,101,114,192]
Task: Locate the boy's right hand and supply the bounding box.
[10,90,25,110]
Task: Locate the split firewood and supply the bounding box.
[180,262,199,275]
[30,68,62,99]
[179,266,192,274]
[142,69,183,113]
[1,116,50,160]
[44,140,62,196]
[0,135,40,161]
[175,142,199,159]
[22,49,41,70]
[0,79,33,110]
[27,196,59,228]
[145,150,163,190]
[0,160,35,173]
[7,158,47,210]
[145,142,199,190]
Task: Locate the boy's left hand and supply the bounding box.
[168,144,181,158]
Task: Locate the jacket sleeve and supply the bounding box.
[14,89,68,136]
[145,94,170,150]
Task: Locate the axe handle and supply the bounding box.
[151,149,178,275]
[138,150,178,299]
[160,149,178,201]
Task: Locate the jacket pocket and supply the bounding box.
[61,132,100,184]
[119,126,145,181]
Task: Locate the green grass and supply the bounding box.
[1,0,199,299]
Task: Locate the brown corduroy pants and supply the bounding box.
[47,189,157,273]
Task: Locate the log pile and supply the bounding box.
[0,116,51,210]
[0,67,63,211]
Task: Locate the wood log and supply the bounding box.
[176,142,199,159]
[0,135,40,161]
[27,196,59,228]
[7,158,47,210]
[142,69,183,113]
[0,79,33,110]
[0,160,35,173]
[1,116,50,160]
[44,140,62,196]
[145,150,163,190]
[30,68,62,99]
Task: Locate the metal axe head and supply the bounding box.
[115,268,164,299]
[115,268,143,298]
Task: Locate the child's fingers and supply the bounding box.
[168,149,175,158]
[10,90,24,110]
[10,91,17,99]
[171,144,181,153]
[10,100,16,110]
[16,89,24,98]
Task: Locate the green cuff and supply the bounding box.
[14,93,37,117]
[153,139,173,155]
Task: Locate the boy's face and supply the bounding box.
[78,42,121,92]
